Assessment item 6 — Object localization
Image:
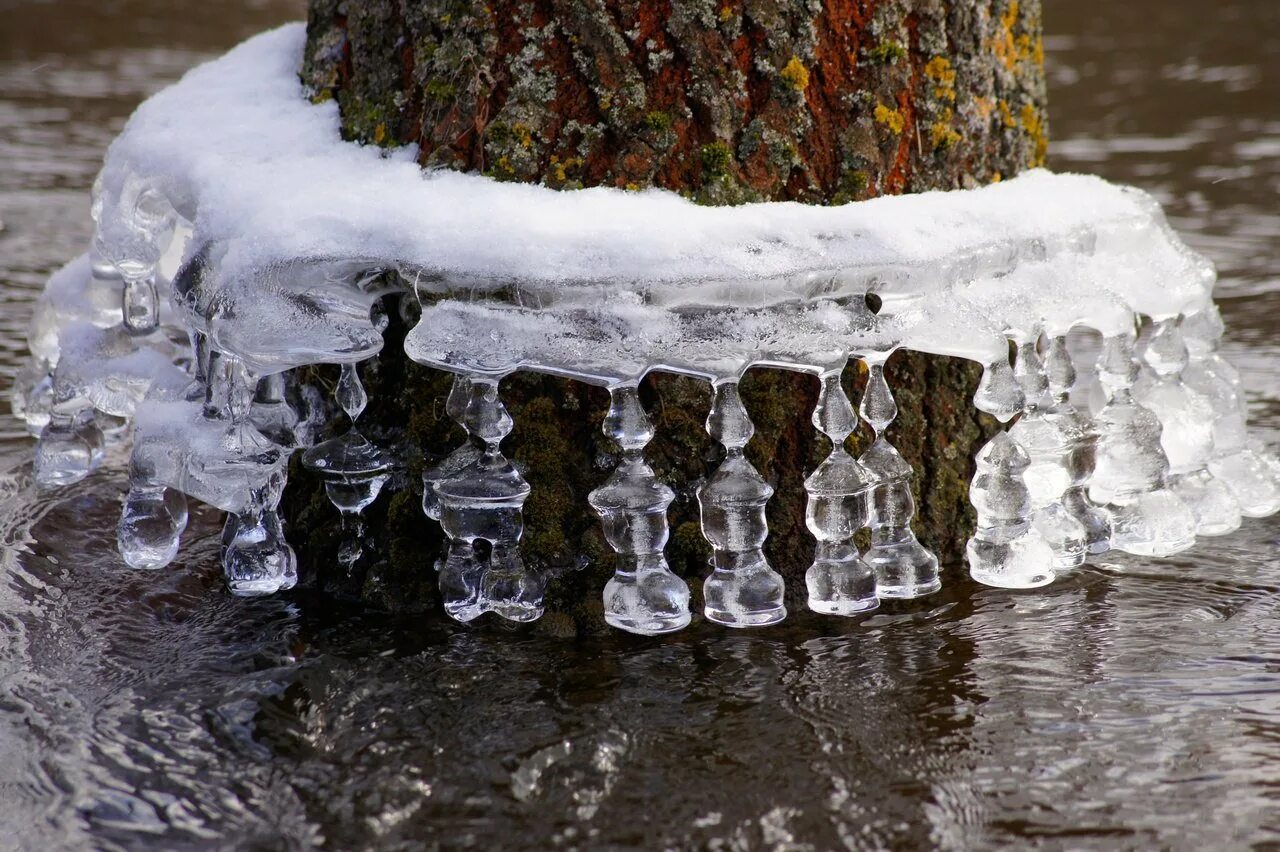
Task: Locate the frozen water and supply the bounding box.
[588,386,692,635]
[698,382,787,628]
[804,369,878,615]
[858,360,941,598]
[9,23,1280,630]
[967,432,1056,589]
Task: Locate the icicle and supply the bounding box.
[1044,336,1111,553]
[33,385,104,489]
[433,376,543,623]
[587,384,691,635]
[697,380,786,628]
[1182,307,1280,517]
[250,372,300,447]
[223,473,297,596]
[1089,332,1197,556]
[967,432,1056,588]
[804,369,877,615]
[301,360,392,575]
[422,375,481,521]
[117,441,188,570]
[857,359,940,598]
[974,356,1026,422]
[1137,319,1241,536]
[1006,339,1087,569]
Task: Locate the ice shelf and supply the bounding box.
[12,23,1279,635]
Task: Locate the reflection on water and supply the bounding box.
[1,0,1279,847]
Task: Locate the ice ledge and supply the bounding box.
[96,24,1209,315]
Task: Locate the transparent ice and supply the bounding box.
[1136,319,1241,536]
[1006,340,1088,570]
[967,431,1056,589]
[698,381,787,628]
[857,360,941,599]
[10,23,1280,630]
[1089,334,1198,556]
[588,385,691,635]
[804,368,878,615]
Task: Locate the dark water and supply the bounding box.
[1,1,1279,848]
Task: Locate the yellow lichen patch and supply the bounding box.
[780,56,810,92]
[997,100,1016,129]
[972,96,995,121]
[874,103,906,135]
[929,111,962,149]
[992,1,1022,72]
[1019,103,1048,165]
[718,5,733,22]
[925,56,956,103]
[512,123,534,149]
[373,122,387,145]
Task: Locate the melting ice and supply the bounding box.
[12,24,1280,635]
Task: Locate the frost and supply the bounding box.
[11,24,1280,633]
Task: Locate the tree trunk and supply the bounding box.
[287,0,1048,634]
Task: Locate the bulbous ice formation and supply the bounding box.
[1136,319,1241,536]
[1089,334,1197,556]
[13,24,1280,629]
[857,360,940,599]
[432,377,544,623]
[697,381,787,628]
[967,431,1056,589]
[804,369,878,616]
[1006,340,1088,571]
[588,385,692,635]
[1181,306,1280,517]
[1044,336,1111,554]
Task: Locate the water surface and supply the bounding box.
[1,1,1279,848]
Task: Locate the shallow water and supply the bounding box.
[1,0,1279,848]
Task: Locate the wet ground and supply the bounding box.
[1,0,1278,848]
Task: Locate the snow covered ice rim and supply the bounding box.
[12,23,1280,634]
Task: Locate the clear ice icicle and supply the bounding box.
[1182,307,1280,517]
[223,476,298,596]
[697,380,786,628]
[1137,319,1241,536]
[422,375,482,521]
[804,369,878,615]
[588,384,691,635]
[118,446,188,570]
[1044,336,1111,554]
[1006,340,1087,569]
[301,359,392,573]
[974,356,1026,422]
[967,431,1056,589]
[857,360,940,598]
[1089,333,1197,556]
[33,402,104,489]
[433,377,543,623]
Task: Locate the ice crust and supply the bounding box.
[14,23,1280,635]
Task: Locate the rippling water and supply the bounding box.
[1,1,1278,848]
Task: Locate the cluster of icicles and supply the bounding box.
[12,186,1280,635]
[11,24,1280,634]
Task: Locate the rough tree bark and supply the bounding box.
[286,0,1048,635]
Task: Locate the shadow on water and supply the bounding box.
[1,0,1280,848]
